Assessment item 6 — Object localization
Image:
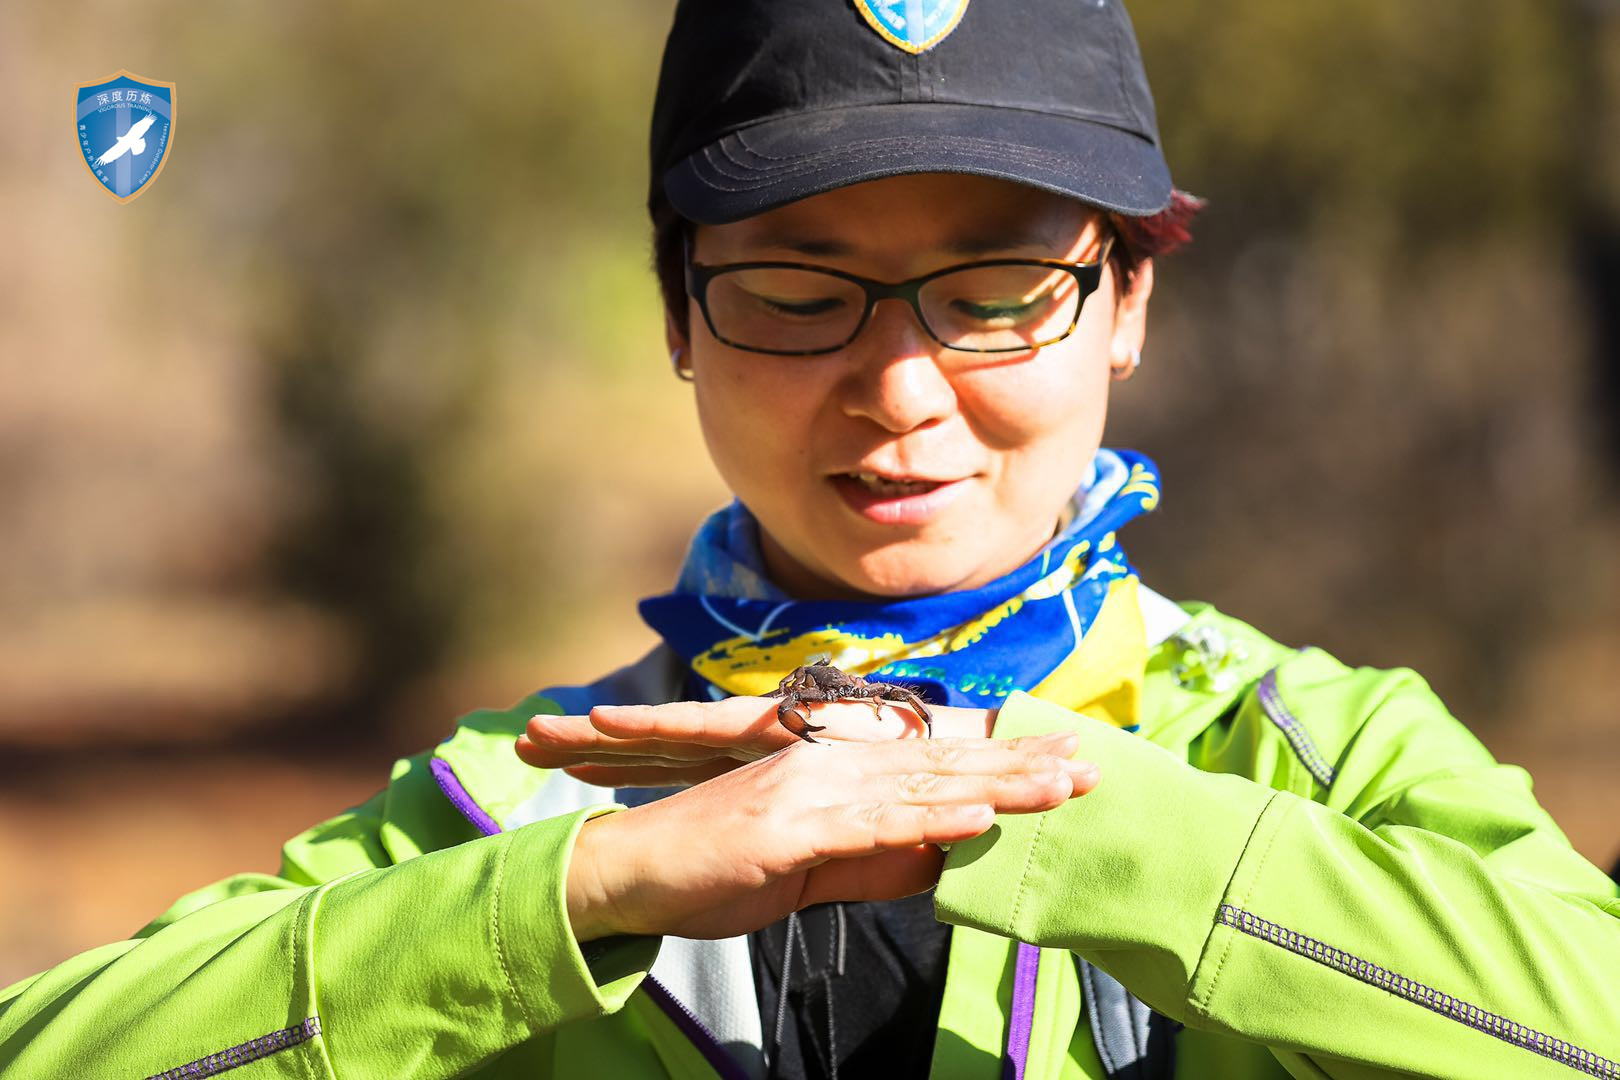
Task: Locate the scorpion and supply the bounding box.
[766,658,934,743]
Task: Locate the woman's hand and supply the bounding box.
[517,696,996,788]
[563,732,1096,942]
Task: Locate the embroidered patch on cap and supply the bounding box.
[74,69,175,203]
[853,0,971,54]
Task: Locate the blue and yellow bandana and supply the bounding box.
[638,448,1161,726]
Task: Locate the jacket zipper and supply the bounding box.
[642,975,755,1080]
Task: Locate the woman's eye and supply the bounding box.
[756,295,845,318]
[951,298,1042,322]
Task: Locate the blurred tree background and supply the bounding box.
[2,0,1618,982]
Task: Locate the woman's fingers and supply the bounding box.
[520,701,796,771]
[797,847,946,907]
[1012,731,1081,755]
[589,698,787,747]
[517,715,643,766]
[811,801,999,858]
[590,697,917,747]
[857,731,1092,781]
[524,701,1005,778]
[885,767,1083,812]
[561,760,739,788]
[519,740,726,771]
[518,713,732,767]
[559,729,1103,941]
[783,754,1092,860]
[522,716,1097,811]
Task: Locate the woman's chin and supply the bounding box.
[837,549,995,600]
[762,519,1028,600]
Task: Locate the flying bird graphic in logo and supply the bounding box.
[74,70,175,203]
[94,112,157,166]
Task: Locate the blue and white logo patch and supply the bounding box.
[75,70,174,203]
[853,0,971,54]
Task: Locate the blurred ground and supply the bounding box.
[4,0,1620,987]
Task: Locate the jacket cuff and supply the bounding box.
[310,805,658,1076]
[498,805,661,1027]
[933,690,1279,1016]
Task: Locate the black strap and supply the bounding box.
[1079,958,1180,1079]
[752,895,950,1080]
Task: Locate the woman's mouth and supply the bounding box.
[830,471,972,525]
[849,472,944,497]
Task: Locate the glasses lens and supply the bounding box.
[918,264,1083,352]
[703,267,867,353]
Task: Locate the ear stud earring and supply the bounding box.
[1111,347,1141,381]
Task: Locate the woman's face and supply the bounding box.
[674,172,1153,600]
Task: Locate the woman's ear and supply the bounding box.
[1109,258,1154,379]
[665,307,689,354]
[666,308,693,379]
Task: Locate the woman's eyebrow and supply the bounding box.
[741,232,857,257]
[944,226,1077,257]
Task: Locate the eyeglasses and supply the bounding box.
[685,234,1115,357]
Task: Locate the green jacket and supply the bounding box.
[4,596,1618,1079]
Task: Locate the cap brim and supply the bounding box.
[662,102,1173,225]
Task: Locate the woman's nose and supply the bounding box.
[838,299,959,432]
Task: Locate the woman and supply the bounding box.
[3,1,1617,1078]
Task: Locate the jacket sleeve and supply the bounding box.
[933,668,1620,1079]
[0,732,659,1079]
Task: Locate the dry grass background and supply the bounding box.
[3,0,1619,986]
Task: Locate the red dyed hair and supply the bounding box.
[650,187,1206,338]
[1106,188,1205,291]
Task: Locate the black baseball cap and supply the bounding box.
[649,0,1174,225]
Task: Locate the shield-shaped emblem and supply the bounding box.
[75,70,175,203]
[853,0,971,54]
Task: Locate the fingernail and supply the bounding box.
[1063,759,1099,782]
[1034,731,1079,752]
